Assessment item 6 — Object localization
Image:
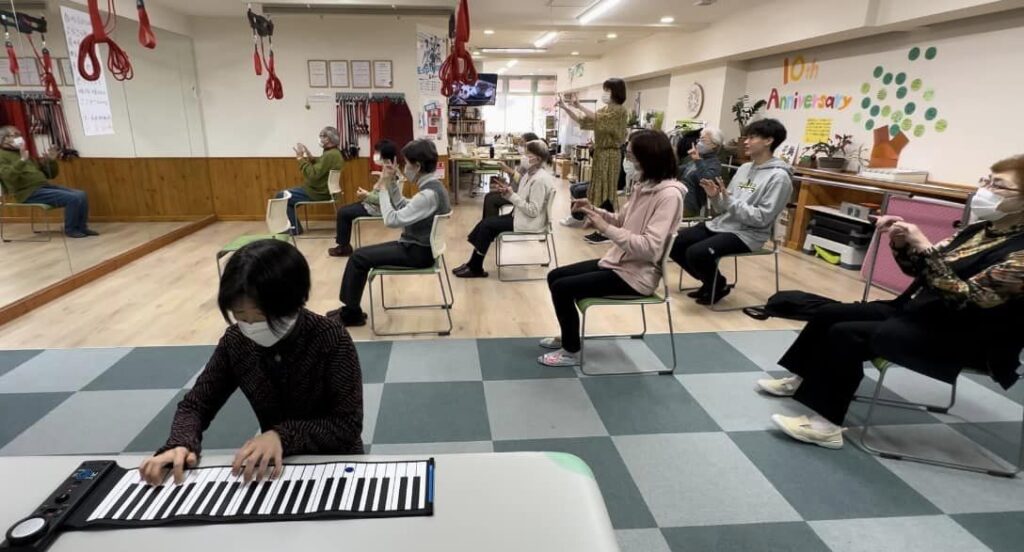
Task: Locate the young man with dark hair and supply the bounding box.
[670,118,793,305]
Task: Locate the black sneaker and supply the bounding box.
[583,232,609,244]
[697,285,733,306]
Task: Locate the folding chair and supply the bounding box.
[679,227,781,312]
[353,216,384,248]
[367,213,454,337]
[495,187,558,281]
[295,169,342,238]
[576,233,677,376]
[0,199,61,243]
[855,357,1024,478]
[216,192,296,277]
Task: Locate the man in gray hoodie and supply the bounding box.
[670,119,793,305]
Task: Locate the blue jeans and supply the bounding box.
[24,184,90,233]
[275,187,313,233]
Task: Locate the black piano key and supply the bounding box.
[317,478,334,512]
[105,483,137,519]
[201,482,228,516]
[349,478,365,512]
[154,485,182,520]
[397,477,408,512]
[251,481,272,514]
[411,477,421,511]
[331,478,347,511]
[271,481,292,514]
[236,482,258,515]
[133,486,163,520]
[120,486,151,519]
[188,481,215,515]
[217,482,242,516]
[298,480,315,513]
[377,478,390,511]
[364,479,378,512]
[173,483,196,516]
[283,480,303,514]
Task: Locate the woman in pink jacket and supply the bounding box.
[539,130,685,366]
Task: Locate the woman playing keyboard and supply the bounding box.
[139,239,364,485]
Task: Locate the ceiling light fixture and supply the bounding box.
[506,59,519,68]
[483,29,495,35]
[472,51,482,57]
[606,32,618,39]
[571,51,580,56]
[534,31,559,49]
[577,0,622,25]
[497,67,507,74]
[480,48,547,54]
[660,16,675,23]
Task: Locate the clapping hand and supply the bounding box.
[688,145,701,162]
[890,221,932,252]
[46,145,60,161]
[699,177,728,198]
[570,198,594,213]
[356,187,369,199]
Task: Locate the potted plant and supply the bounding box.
[809,134,853,171]
[727,95,767,161]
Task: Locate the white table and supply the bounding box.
[0,452,618,552]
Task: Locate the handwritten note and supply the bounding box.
[61,6,114,136]
[803,118,832,144]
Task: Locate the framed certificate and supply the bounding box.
[373,60,393,88]
[17,57,42,86]
[307,59,328,88]
[351,60,371,89]
[329,60,349,88]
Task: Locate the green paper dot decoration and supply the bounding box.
[911,78,923,91]
[895,73,907,85]
[925,107,938,121]
[853,113,863,123]
[905,102,917,115]
[860,82,871,94]
[909,47,921,61]
[914,124,926,137]
[874,66,884,78]
[901,118,913,131]
[861,97,872,109]
[892,111,903,123]
[883,73,894,85]
[896,87,908,99]
[935,119,948,133]
[866,119,875,130]
[925,47,937,60]
[923,89,935,101]
[876,89,888,101]
[870,105,880,117]
[881,105,891,117]
[890,124,900,137]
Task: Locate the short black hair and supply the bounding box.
[743,118,787,153]
[521,132,540,142]
[374,139,398,162]
[218,240,310,333]
[401,139,438,174]
[603,78,627,105]
[675,129,702,161]
[629,130,677,183]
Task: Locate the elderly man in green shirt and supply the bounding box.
[0,125,96,238]
[276,126,345,235]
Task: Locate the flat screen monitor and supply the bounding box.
[449,74,498,106]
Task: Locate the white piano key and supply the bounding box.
[176,467,216,516]
[208,472,241,517]
[361,464,379,512]
[89,470,137,521]
[383,462,397,511]
[193,468,229,515]
[111,477,147,520]
[259,465,292,516]
[342,464,364,511]
[405,463,415,511]
[225,473,256,517]
[242,477,270,516]
[141,481,176,520]
[416,462,427,510]
[324,464,343,511]
[369,464,386,512]
[287,465,312,515]
[390,463,406,512]
[127,482,162,521]
[305,465,328,514]
[160,470,199,519]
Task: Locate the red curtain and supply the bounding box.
[0,97,39,158]
[369,97,414,172]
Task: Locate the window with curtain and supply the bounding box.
[482,77,557,138]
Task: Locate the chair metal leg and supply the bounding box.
[496,233,555,282]
[550,230,559,268]
[852,365,958,414]
[708,253,777,312]
[858,366,1021,478]
[578,303,670,377]
[662,300,677,374]
[369,260,456,337]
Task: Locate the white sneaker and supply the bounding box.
[771,414,844,449]
[756,376,802,397]
[538,349,579,367]
[539,337,562,350]
[559,215,584,228]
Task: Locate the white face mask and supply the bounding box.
[237,315,298,348]
[622,158,639,180]
[373,153,383,165]
[525,155,541,168]
[601,92,612,104]
[10,136,24,149]
[970,187,1011,222]
[403,163,420,183]
[696,142,714,156]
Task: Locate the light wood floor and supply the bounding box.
[0,221,190,309]
[0,183,893,349]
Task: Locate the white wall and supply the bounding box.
[626,75,670,117]
[743,11,1024,183]
[191,13,448,158]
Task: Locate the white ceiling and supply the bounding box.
[156,0,741,63]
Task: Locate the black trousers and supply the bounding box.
[569,182,614,220]
[547,260,638,353]
[779,301,966,425]
[670,223,750,291]
[482,191,512,220]
[335,202,372,246]
[468,214,514,256]
[339,241,435,316]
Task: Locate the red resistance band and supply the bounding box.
[439,0,477,98]
[253,34,283,100]
[77,0,156,82]
[5,33,17,76]
[27,35,60,99]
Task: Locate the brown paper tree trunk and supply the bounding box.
[869,126,909,168]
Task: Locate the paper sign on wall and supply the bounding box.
[803,118,832,144]
[60,6,114,136]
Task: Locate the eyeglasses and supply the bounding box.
[979,175,1020,193]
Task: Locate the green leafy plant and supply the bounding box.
[731,95,767,135]
[809,134,854,158]
[627,110,640,127]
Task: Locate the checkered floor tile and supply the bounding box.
[1,331,1022,551]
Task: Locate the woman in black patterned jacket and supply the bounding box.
[140,239,363,486]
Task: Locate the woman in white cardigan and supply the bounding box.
[453,140,555,278]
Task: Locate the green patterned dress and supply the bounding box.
[580,103,628,209]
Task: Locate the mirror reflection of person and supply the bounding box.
[275,126,345,235]
[0,126,97,238]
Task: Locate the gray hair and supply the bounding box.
[702,126,724,148]
[319,126,340,146]
[0,125,19,144]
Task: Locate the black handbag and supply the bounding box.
[742,291,840,321]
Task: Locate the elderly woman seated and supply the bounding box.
[758,154,1024,449]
